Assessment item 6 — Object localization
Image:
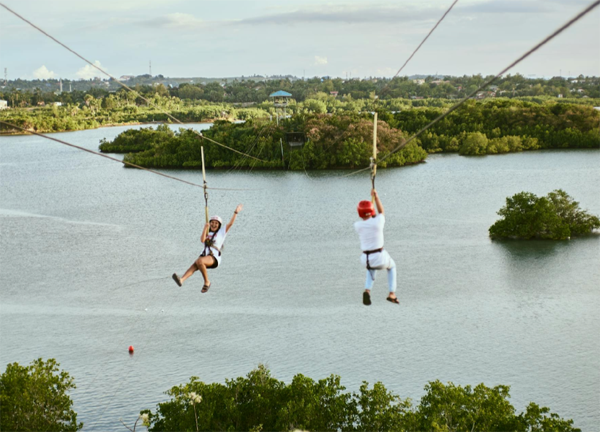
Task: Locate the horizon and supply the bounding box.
[3,72,599,84]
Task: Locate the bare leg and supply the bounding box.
[194,256,215,288]
[180,262,198,284]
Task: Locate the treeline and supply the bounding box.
[139,364,580,432]
[0,95,270,135]
[102,115,427,170]
[97,100,599,170]
[3,73,599,104]
[1,359,580,432]
[384,100,600,154]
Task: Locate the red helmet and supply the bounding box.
[357,200,375,218]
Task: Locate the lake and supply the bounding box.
[1,124,598,431]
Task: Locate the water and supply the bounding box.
[1,125,599,431]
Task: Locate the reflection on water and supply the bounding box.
[0,130,599,431]
[494,237,565,260]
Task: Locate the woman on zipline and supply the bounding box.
[172,204,243,292]
[354,189,398,306]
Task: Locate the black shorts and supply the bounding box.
[200,253,219,269]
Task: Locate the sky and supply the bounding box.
[1,0,599,80]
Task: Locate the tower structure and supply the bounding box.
[269,90,292,125]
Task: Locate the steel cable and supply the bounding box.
[0,121,256,191]
[345,0,600,177]
[0,2,267,163]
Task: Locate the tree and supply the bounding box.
[489,190,599,240]
[459,131,489,155]
[0,358,82,431]
[142,366,580,432]
[405,381,520,431]
[547,189,600,236]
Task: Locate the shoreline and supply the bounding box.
[0,119,220,137]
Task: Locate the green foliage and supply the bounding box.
[113,114,427,170]
[0,358,82,432]
[3,74,600,104]
[489,190,600,240]
[406,381,519,431]
[142,366,580,432]
[99,124,174,153]
[459,131,489,155]
[391,99,599,154]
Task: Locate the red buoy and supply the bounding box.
[128,345,134,354]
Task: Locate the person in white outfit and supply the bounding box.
[354,189,398,306]
[172,204,243,292]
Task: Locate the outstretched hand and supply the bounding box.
[371,189,378,199]
[235,204,244,214]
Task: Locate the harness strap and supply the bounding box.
[363,247,384,270]
[201,248,221,257]
[202,230,222,257]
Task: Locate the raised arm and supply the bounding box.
[226,204,243,233]
[372,189,384,216]
[200,222,209,243]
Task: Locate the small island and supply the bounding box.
[99,115,428,170]
[489,190,600,240]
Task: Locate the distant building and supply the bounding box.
[270,90,292,124]
[52,102,62,106]
[330,91,339,97]
[119,75,135,81]
[558,94,563,98]
[413,79,425,85]
[0,99,7,109]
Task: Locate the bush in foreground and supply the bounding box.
[141,365,579,432]
[489,189,600,240]
[0,358,82,432]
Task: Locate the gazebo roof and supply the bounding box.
[269,90,292,97]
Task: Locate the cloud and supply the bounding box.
[314,56,328,66]
[235,5,440,26]
[33,66,55,79]
[76,61,105,80]
[459,0,552,14]
[138,13,205,28]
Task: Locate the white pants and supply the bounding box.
[361,250,397,293]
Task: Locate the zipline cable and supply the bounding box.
[345,0,600,177]
[201,146,209,223]
[0,121,256,191]
[0,2,267,163]
[378,0,459,98]
[371,112,378,201]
